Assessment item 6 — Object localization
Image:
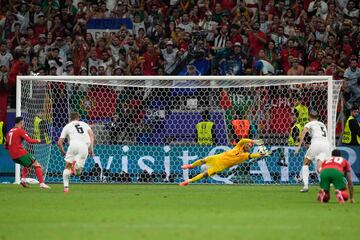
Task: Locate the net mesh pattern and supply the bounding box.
[18,77,341,184]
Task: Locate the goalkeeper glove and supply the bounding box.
[262,150,273,157]
[253,139,264,146]
[261,151,273,157]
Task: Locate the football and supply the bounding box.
[258,145,267,154]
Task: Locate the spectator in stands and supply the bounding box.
[308,0,328,20]
[0,63,9,121]
[0,41,13,69]
[280,39,300,74]
[247,22,267,58]
[342,106,360,146]
[254,58,274,75]
[63,61,74,76]
[195,110,216,145]
[45,47,64,76]
[0,118,6,144]
[161,40,178,74]
[0,0,357,145]
[79,67,87,76]
[270,25,288,54]
[344,58,360,109]
[287,57,305,75]
[185,64,201,76]
[212,24,230,53]
[342,1,359,19]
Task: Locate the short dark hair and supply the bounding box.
[14,116,23,124]
[70,112,80,121]
[309,110,318,119]
[350,106,359,112]
[332,149,342,157]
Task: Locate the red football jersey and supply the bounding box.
[321,156,351,174]
[5,128,39,159]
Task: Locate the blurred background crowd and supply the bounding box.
[0,0,359,142]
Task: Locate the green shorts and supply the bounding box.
[320,168,347,192]
[13,153,36,167]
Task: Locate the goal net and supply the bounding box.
[16,76,341,184]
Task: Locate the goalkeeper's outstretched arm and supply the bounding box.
[249,150,273,161]
[237,138,264,147]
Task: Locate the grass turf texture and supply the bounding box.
[0,185,359,240]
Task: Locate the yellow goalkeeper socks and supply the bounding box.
[189,173,205,183]
[191,159,205,168]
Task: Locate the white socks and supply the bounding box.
[302,165,309,189]
[63,169,70,188]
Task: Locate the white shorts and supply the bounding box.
[64,141,89,169]
[305,141,331,164]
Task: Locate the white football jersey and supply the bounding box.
[304,120,329,143]
[60,121,91,146]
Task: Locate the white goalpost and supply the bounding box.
[15,75,342,184]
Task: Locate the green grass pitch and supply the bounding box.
[0,184,359,240]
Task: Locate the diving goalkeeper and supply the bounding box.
[179,138,272,186]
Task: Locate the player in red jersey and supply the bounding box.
[317,149,354,203]
[5,117,51,189]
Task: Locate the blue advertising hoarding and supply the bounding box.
[2,145,360,184]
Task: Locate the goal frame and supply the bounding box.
[15,75,337,184]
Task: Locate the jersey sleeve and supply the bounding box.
[304,122,311,129]
[60,125,69,138]
[83,123,91,132]
[59,126,68,139]
[21,129,39,144]
[237,138,253,147]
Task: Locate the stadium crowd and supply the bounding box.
[0,0,359,125]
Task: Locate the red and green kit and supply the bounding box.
[320,157,351,192]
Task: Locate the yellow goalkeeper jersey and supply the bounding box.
[218,138,256,167]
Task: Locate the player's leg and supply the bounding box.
[180,165,224,186]
[64,144,88,192]
[13,157,31,188]
[63,162,72,193]
[318,170,331,203]
[63,146,76,192]
[179,171,209,186]
[299,158,312,192]
[180,155,220,186]
[31,160,51,189]
[331,169,348,203]
[73,147,88,176]
[299,145,319,192]
[181,159,205,169]
[181,154,220,169]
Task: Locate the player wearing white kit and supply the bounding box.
[57,112,94,193]
[295,111,331,192]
